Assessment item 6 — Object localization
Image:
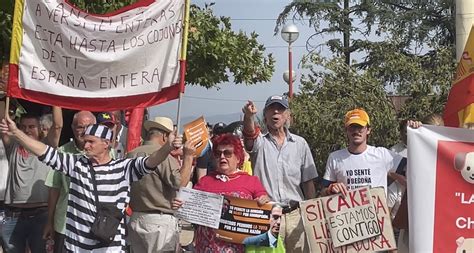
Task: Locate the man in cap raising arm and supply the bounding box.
[43,111,96,253]
[242,95,318,253]
[127,116,195,253]
[0,116,179,253]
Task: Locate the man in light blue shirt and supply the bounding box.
[242,95,318,253]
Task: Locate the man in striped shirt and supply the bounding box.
[0,118,179,253]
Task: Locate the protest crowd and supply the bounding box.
[0,0,471,252]
[0,88,432,253]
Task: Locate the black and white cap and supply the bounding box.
[84,124,113,141]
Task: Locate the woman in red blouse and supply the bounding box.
[174,133,270,253]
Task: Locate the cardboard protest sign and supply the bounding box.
[408,125,474,252]
[8,0,184,111]
[215,196,273,244]
[175,188,223,229]
[301,187,396,253]
[324,187,380,247]
[183,116,210,157]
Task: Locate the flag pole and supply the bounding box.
[4,97,10,120]
[176,0,191,134]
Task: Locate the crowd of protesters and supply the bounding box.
[0,93,434,253]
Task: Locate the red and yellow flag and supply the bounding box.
[444,26,474,127]
[8,0,186,111]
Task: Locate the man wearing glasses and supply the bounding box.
[323,108,406,196]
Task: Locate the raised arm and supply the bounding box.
[242,100,258,151]
[144,130,176,169]
[179,140,196,187]
[0,100,11,147]
[0,116,47,156]
[44,106,63,147]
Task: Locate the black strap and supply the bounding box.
[89,162,128,216]
[89,165,100,207]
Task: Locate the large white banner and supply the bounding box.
[408,125,474,252]
[16,0,183,98]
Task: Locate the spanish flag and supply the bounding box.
[8,0,186,112]
[444,26,474,127]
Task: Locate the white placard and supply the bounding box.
[175,188,223,229]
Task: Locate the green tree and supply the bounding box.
[275,0,455,94]
[291,55,399,174]
[0,0,14,63]
[186,4,274,88]
[276,0,454,63]
[278,0,456,174]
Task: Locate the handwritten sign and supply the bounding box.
[325,187,380,247]
[183,116,210,157]
[9,0,184,110]
[215,196,272,244]
[175,188,223,229]
[301,187,396,252]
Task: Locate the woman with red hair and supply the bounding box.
[174,133,270,252]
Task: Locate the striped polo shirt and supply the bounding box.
[39,146,154,252]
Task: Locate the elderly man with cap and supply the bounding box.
[126,117,194,253]
[0,116,179,253]
[323,108,406,197]
[43,111,96,253]
[242,95,318,253]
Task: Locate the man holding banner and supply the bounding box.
[1,107,62,253]
[323,108,406,196]
[127,116,195,253]
[0,118,179,252]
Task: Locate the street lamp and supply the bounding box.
[281,24,299,99]
[282,70,296,85]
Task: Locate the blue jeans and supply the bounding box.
[0,206,4,251]
[0,209,47,253]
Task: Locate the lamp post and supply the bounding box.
[281,24,299,99]
[283,70,296,86]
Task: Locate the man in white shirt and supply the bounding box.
[323,108,406,196]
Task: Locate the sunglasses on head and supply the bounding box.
[213,149,234,158]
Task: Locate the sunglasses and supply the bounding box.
[213,149,234,158]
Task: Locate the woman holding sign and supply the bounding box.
[173,133,270,252]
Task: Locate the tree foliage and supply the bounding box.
[291,55,399,173]
[276,0,454,56]
[0,0,14,63]
[186,4,274,88]
[279,0,456,173]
